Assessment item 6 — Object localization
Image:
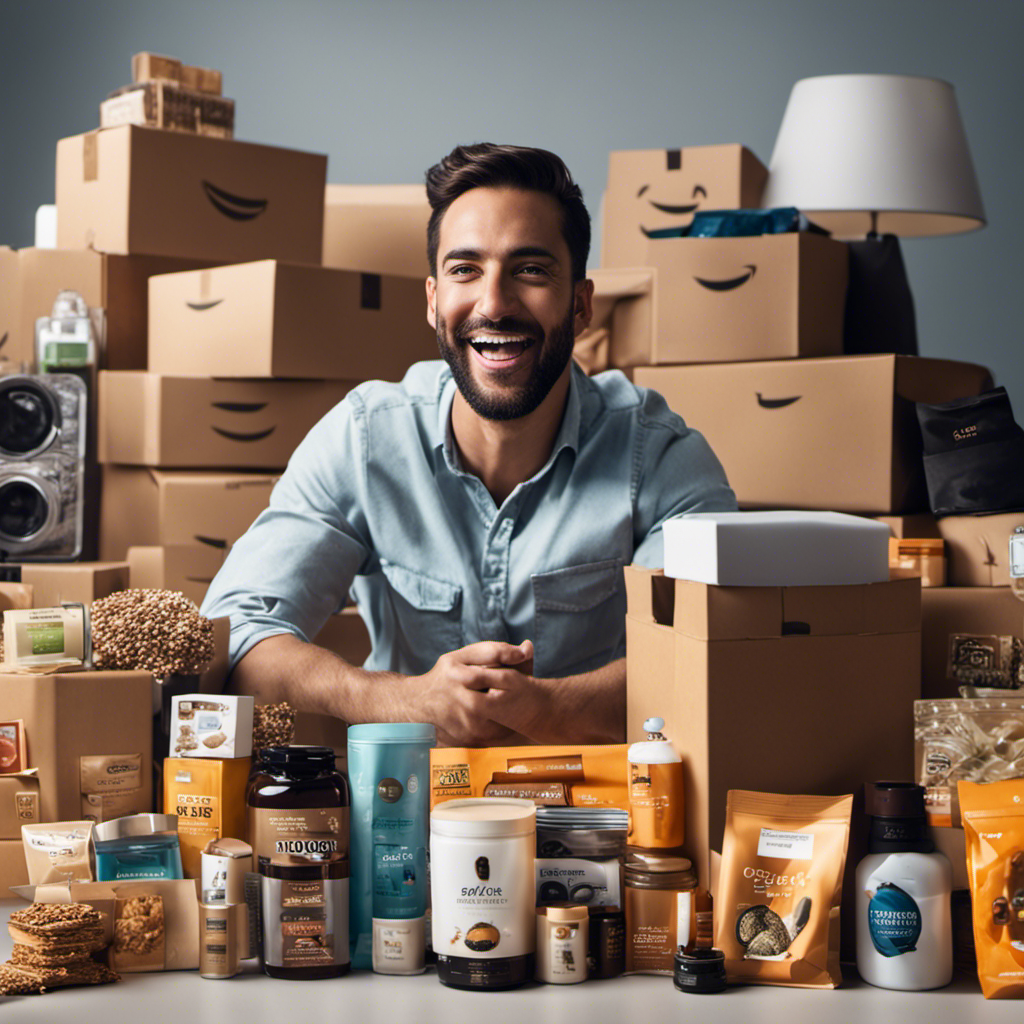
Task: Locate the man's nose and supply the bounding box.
[475,269,519,322]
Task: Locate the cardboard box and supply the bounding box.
[0,670,153,821]
[620,232,848,364]
[322,184,430,277]
[572,267,654,375]
[99,372,354,468]
[873,514,940,538]
[99,466,277,560]
[16,561,129,607]
[148,260,434,380]
[937,512,1024,587]
[602,145,768,268]
[921,587,1024,699]
[0,838,29,891]
[634,355,993,514]
[0,583,34,613]
[163,755,250,878]
[101,81,234,138]
[128,544,226,607]
[132,52,223,95]
[18,247,217,370]
[625,566,920,888]
[0,245,30,371]
[56,125,326,263]
[0,770,40,838]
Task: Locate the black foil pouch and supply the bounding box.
[916,387,1024,515]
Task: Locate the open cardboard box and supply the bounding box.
[99,466,277,560]
[572,267,654,375]
[634,355,993,514]
[56,125,326,263]
[937,512,1024,587]
[99,372,355,468]
[322,183,430,278]
[601,144,767,268]
[148,260,435,380]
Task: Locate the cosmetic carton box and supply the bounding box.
[0,838,29,890]
[663,511,890,587]
[0,246,28,371]
[572,267,654,375]
[128,544,227,607]
[322,183,431,278]
[148,260,435,380]
[17,247,217,370]
[56,125,326,263]
[936,512,1024,587]
[872,513,941,538]
[920,586,1024,699]
[14,561,129,607]
[99,372,355,468]
[625,567,920,960]
[0,770,39,838]
[163,756,250,878]
[0,670,153,822]
[634,355,993,514]
[169,693,253,759]
[601,145,768,268]
[99,466,277,560]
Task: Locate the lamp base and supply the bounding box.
[843,234,918,356]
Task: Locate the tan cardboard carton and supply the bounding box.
[0,838,29,890]
[322,184,430,278]
[634,355,993,514]
[99,372,355,468]
[56,125,326,263]
[99,466,277,560]
[0,670,153,822]
[873,514,941,538]
[625,566,920,888]
[18,247,217,370]
[0,770,40,838]
[937,512,1024,587]
[0,583,34,613]
[128,545,227,607]
[17,561,129,607]
[572,268,654,375]
[0,245,29,371]
[148,260,434,380]
[920,586,1024,699]
[132,51,223,95]
[602,145,768,268]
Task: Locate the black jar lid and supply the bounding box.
[673,948,727,994]
[257,745,337,772]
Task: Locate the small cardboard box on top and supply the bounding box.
[148,260,435,380]
[18,247,217,370]
[920,586,1024,699]
[56,125,326,263]
[0,670,153,822]
[937,512,1024,587]
[99,466,277,560]
[625,566,921,891]
[322,184,430,278]
[99,372,355,469]
[634,355,993,514]
[601,145,768,268]
[16,561,129,607]
[572,268,654,375]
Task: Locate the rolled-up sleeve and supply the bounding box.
[631,386,737,568]
[201,392,373,670]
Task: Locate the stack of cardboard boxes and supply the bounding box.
[590,144,995,951]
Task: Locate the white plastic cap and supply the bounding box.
[644,717,665,732]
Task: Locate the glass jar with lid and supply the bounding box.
[93,813,183,881]
[624,850,698,974]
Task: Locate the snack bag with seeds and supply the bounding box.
[715,790,853,989]
[959,778,1024,999]
[112,893,166,973]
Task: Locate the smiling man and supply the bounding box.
[202,143,736,746]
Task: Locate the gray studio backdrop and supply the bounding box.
[1,0,1020,401]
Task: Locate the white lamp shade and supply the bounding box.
[762,74,985,239]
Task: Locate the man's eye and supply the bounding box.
[449,264,477,276]
[517,264,548,277]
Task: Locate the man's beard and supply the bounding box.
[436,303,576,422]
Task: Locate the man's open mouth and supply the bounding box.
[468,335,536,363]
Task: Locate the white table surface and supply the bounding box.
[0,897,1019,1023]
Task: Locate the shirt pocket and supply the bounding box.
[532,558,626,678]
[380,559,464,670]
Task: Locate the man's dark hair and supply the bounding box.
[425,143,591,282]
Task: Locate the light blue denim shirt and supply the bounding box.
[201,360,736,679]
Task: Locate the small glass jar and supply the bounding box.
[624,850,697,975]
[93,813,183,881]
[536,903,588,983]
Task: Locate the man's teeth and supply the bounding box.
[471,336,532,358]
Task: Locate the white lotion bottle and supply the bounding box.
[627,716,685,849]
[856,781,952,991]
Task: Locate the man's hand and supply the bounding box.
[411,640,534,746]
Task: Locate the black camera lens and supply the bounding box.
[0,382,59,456]
[0,480,50,540]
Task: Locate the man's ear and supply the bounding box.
[573,277,595,338]
[425,276,437,330]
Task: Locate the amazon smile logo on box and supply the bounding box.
[201,180,269,221]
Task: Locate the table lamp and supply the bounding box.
[761,74,985,355]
